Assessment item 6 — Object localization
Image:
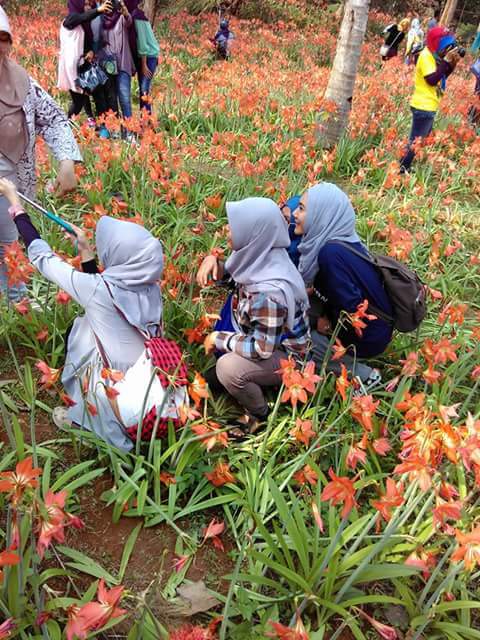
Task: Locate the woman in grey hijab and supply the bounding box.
[198,197,310,434]
[295,182,393,393]
[0,176,163,450]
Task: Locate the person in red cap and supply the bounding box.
[400,26,461,173]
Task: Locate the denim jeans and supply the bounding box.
[0,242,27,303]
[116,71,132,118]
[139,56,158,113]
[310,331,373,382]
[400,107,436,171]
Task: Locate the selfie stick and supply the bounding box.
[17,192,77,236]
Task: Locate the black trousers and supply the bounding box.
[91,75,118,117]
[68,91,94,119]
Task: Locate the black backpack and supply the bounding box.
[333,242,427,333]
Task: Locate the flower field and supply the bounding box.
[0,2,480,638]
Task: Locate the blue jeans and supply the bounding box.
[116,71,132,119]
[0,242,27,303]
[139,57,158,113]
[400,107,436,171]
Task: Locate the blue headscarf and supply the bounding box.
[282,195,301,266]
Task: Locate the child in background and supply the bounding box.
[132,0,159,113]
[211,18,234,60]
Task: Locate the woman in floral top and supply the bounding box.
[0,6,81,302]
[198,197,310,434]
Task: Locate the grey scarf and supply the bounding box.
[96,216,164,336]
[225,197,309,329]
[298,183,360,285]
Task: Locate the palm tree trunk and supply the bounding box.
[317,0,370,149]
[440,0,458,27]
[144,0,158,24]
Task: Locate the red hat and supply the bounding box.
[426,26,451,53]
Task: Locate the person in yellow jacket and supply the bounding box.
[400,26,461,173]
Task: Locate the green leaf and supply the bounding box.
[118,523,142,582]
[57,546,119,584]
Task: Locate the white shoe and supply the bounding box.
[52,406,72,428]
[354,369,382,397]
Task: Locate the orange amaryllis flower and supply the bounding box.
[68,580,126,639]
[321,468,358,519]
[0,549,20,582]
[293,464,318,486]
[0,457,41,505]
[346,444,367,470]
[372,437,391,456]
[289,418,315,446]
[336,364,350,401]
[159,471,176,486]
[37,490,68,558]
[281,371,308,408]
[267,613,309,639]
[188,372,210,407]
[356,608,398,640]
[277,355,298,386]
[172,554,189,573]
[35,361,61,388]
[399,352,419,377]
[394,457,433,492]
[101,368,125,383]
[348,299,377,338]
[371,479,404,523]
[301,361,321,393]
[451,525,480,570]
[331,338,348,361]
[3,241,34,286]
[432,499,463,533]
[350,394,380,432]
[202,518,225,551]
[405,548,438,579]
[191,421,228,451]
[205,462,236,487]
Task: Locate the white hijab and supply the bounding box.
[225,197,309,329]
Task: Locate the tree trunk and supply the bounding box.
[440,0,458,27]
[317,0,370,149]
[144,0,157,24]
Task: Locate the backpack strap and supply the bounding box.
[328,241,395,326]
[101,278,160,340]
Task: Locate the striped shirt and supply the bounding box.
[214,288,310,360]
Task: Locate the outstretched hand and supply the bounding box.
[0,178,20,207]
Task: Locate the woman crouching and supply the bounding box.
[197,198,310,434]
[0,177,163,451]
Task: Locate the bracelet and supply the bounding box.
[8,203,26,219]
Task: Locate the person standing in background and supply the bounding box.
[132,0,159,113]
[381,18,410,61]
[0,6,81,303]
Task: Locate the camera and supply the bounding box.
[457,47,466,58]
[110,0,121,11]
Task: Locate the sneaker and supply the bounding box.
[52,406,72,428]
[354,369,382,397]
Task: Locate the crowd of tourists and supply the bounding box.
[0,2,478,450]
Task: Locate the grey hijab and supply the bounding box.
[298,183,360,285]
[225,197,309,329]
[96,216,164,336]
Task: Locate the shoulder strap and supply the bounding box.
[329,240,377,265]
[328,241,394,326]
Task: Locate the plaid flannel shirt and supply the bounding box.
[215,289,310,360]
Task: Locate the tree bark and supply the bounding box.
[317,0,370,148]
[144,0,158,24]
[440,0,458,27]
